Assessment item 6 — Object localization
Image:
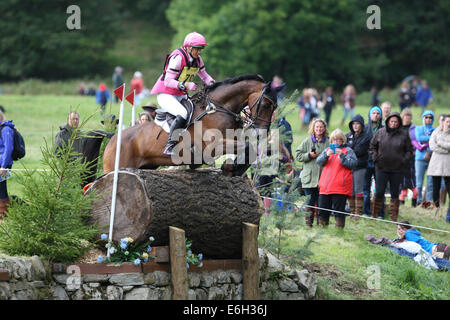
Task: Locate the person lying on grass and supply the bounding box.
[394,220,449,260]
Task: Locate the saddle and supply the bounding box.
[155,98,195,133]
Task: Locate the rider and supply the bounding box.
[150,32,215,156]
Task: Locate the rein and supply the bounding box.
[191,87,276,129]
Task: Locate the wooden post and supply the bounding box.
[169,226,188,300]
[242,222,260,300]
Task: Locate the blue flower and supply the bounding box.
[147,245,152,253]
[198,253,203,261]
[186,263,190,269]
[188,250,192,255]
[144,258,149,263]
[97,255,104,263]
[120,242,128,250]
[101,234,108,240]
[134,258,141,266]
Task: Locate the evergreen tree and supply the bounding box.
[0,123,99,263]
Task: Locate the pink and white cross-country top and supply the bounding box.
[150,47,214,96]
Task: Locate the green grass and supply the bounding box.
[282,206,450,300]
[0,94,158,196]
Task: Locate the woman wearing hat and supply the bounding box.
[150,32,215,156]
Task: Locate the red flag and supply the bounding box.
[125,90,135,105]
[114,84,125,101]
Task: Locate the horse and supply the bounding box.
[81,129,115,185]
[102,74,282,176]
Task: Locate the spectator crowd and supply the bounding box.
[261,77,448,230]
[76,66,152,112]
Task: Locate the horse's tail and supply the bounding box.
[88,129,115,139]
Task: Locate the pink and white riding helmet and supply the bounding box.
[183,32,208,48]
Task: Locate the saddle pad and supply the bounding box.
[154,118,170,133]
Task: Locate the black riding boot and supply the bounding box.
[163,115,187,156]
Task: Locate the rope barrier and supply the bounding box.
[261,196,450,235]
[6,168,51,172]
[3,168,449,234]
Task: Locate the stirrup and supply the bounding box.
[163,141,176,156]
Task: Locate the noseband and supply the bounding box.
[243,89,277,129]
[192,86,276,129]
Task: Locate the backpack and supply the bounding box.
[0,125,26,161]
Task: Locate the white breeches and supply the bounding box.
[156,93,188,120]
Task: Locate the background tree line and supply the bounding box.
[0,0,448,91]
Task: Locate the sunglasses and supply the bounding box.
[424,116,433,119]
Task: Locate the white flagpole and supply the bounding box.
[131,89,136,126]
[107,84,126,258]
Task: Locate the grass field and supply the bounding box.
[0,92,448,300]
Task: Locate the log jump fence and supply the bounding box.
[48,223,260,300]
[82,168,263,300]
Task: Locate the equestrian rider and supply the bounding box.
[150,32,215,156]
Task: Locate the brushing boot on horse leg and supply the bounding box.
[163,115,187,156]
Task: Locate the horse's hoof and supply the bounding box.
[223,171,233,177]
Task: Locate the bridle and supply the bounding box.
[191,84,277,129]
[243,89,277,129]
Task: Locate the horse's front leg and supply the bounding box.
[219,138,256,177]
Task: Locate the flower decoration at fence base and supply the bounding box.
[186,238,203,269]
[97,234,156,265]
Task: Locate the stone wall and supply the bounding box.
[0,249,317,300]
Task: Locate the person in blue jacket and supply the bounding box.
[0,111,15,220]
[396,220,449,260]
[415,80,433,113]
[415,110,435,206]
[96,83,111,112]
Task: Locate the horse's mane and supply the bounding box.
[206,74,265,93]
[192,74,265,108]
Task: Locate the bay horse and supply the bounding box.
[102,74,282,176]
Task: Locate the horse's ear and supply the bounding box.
[264,82,272,93]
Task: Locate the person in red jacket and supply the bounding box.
[316,129,358,228]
